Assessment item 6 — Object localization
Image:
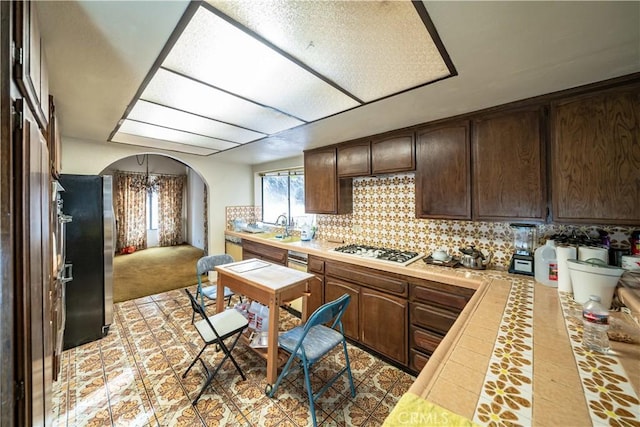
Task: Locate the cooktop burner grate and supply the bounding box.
[333,244,423,266]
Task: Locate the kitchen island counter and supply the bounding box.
[226,230,640,425]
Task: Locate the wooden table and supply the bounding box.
[215,258,314,384]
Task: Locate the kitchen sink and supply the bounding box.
[250,232,300,242]
[268,235,300,243]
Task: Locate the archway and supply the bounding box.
[100,153,209,302]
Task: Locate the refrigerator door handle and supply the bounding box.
[60,263,73,284]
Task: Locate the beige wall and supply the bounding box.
[61,137,253,254]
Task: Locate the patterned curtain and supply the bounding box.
[114,172,147,251]
[157,174,186,247]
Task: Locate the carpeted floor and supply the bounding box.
[113,244,205,303]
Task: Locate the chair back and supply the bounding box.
[304,293,350,334]
[197,254,234,278]
[185,288,208,321]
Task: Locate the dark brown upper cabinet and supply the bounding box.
[372,131,415,174]
[472,106,547,222]
[14,0,49,130]
[550,85,640,225]
[304,147,353,214]
[337,139,371,177]
[415,122,471,220]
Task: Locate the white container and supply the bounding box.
[248,301,262,330]
[567,259,625,309]
[556,245,577,293]
[256,305,269,332]
[535,240,558,287]
[621,255,640,271]
[578,246,608,264]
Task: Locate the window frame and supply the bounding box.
[261,169,304,225]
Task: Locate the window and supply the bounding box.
[147,188,159,230]
[262,170,305,224]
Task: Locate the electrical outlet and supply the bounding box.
[353,225,363,233]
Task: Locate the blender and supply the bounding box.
[508,223,537,276]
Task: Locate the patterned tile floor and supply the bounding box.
[52,287,415,426]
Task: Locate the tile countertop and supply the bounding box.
[226,231,640,425]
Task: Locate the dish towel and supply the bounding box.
[383,393,479,427]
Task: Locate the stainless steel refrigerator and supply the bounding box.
[59,174,114,350]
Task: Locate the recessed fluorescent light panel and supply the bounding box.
[110,1,455,156]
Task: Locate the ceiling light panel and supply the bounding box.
[142,68,303,135]
[111,132,218,156]
[209,0,451,102]
[128,100,264,144]
[119,120,239,151]
[161,6,361,122]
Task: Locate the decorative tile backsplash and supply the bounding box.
[226,173,637,270]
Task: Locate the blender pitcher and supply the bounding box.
[509,224,537,275]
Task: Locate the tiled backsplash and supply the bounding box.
[226,173,637,270]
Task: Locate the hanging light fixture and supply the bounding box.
[130,154,159,192]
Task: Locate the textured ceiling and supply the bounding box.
[36,1,640,165]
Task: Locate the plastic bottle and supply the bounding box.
[631,230,640,255]
[248,301,262,330]
[582,295,610,354]
[534,240,558,287]
[256,305,269,332]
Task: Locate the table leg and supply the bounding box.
[301,292,310,322]
[267,296,279,384]
[216,276,225,314]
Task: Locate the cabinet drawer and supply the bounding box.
[410,302,458,335]
[325,261,407,296]
[241,240,287,265]
[411,282,471,311]
[410,325,443,354]
[308,256,325,274]
[410,349,430,373]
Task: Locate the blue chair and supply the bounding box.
[266,294,356,427]
[193,254,236,323]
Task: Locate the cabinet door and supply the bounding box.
[337,140,371,177]
[14,0,48,129]
[304,147,353,214]
[371,132,415,174]
[551,86,640,224]
[307,274,324,315]
[415,122,471,219]
[360,287,407,364]
[472,107,546,221]
[15,99,52,426]
[325,277,359,340]
[48,95,61,177]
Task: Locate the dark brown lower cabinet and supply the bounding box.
[316,257,473,372]
[360,287,407,365]
[307,255,325,315]
[324,259,410,365]
[325,277,360,341]
[241,239,287,265]
[408,280,475,374]
[410,349,430,372]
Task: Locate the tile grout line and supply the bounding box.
[114,303,165,426]
[142,293,225,425]
[97,341,116,425]
[472,278,535,426]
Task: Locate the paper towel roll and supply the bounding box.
[578,246,608,264]
[557,246,577,293]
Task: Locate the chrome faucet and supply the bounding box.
[275,214,290,237]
